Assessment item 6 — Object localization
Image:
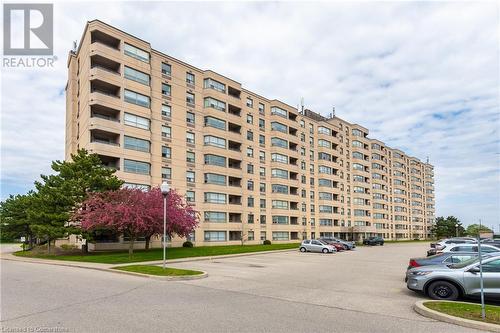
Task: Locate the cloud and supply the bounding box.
[1,1,498,229]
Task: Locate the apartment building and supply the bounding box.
[65,20,435,248]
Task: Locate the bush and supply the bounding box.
[182,241,193,248]
[60,244,77,251]
[263,240,272,245]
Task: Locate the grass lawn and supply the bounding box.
[113,265,203,276]
[424,301,500,325]
[14,243,299,264]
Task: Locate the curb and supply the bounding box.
[414,300,500,332]
[109,268,208,281]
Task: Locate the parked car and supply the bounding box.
[438,243,500,254]
[321,237,356,250]
[363,236,384,246]
[320,239,346,251]
[405,252,478,282]
[299,239,336,253]
[427,238,478,256]
[406,253,500,300]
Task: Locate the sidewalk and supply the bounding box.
[1,248,297,270]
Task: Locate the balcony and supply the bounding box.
[228,213,242,223]
[228,104,241,117]
[91,30,120,50]
[90,129,120,146]
[228,86,241,99]
[228,158,241,169]
[90,104,120,122]
[228,140,241,152]
[228,176,242,187]
[228,122,241,135]
[90,79,120,99]
[228,195,242,205]
[288,127,298,136]
[90,54,120,75]
[98,155,120,170]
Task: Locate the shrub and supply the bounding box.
[263,240,271,245]
[182,241,193,248]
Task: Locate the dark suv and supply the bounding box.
[363,236,384,246]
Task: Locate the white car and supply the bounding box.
[439,243,500,254]
[300,240,336,253]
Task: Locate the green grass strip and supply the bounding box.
[113,265,203,276]
[424,301,500,325]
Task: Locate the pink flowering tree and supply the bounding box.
[74,187,198,256]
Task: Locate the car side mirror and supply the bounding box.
[468,267,480,274]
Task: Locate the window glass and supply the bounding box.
[124,43,150,62]
[124,66,150,85]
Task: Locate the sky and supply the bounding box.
[1,1,499,230]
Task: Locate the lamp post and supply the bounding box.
[455,223,459,237]
[160,181,170,269]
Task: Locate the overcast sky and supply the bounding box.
[1,1,499,230]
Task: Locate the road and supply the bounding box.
[1,243,483,332]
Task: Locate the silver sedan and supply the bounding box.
[300,239,336,253]
[406,253,500,300]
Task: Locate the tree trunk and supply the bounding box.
[47,239,51,255]
[128,237,135,257]
[145,235,151,251]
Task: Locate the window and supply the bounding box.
[204,212,226,223]
[204,192,226,204]
[353,152,364,159]
[259,103,265,114]
[161,104,171,117]
[247,180,254,191]
[271,153,288,163]
[123,183,150,191]
[124,43,149,62]
[161,167,171,179]
[247,114,253,124]
[271,107,287,118]
[204,97,226,111]
[352,140,363,148]
[272,184,288,194]
[162,126,171,138]
[186,171,195,183]
[124,90,150,108]
[247,197,254,207]
[271,168,288,179]
[271,122,287,133]
[260,183,266,193]
[260,199,266,208]
[481,259,500,272]
[124,136,150,152]
[318,139,331,148]
[186,132,195,144]
[205,173,226,185]
[272,200,288,209]
[247,147,254,158]
[247,131,254,141]
[124,66,150,85]
[204,135,226,148]
[352,129,363,137]
[186,72,195,85]
[186,191,195,203]
[272,216,289,225]
[259,118,265,130]
[259,135,265,145]
[124,159,150,175]
[186,92,195,104]
[186,151,195,163]
[248,230,255,240]
[162,146,171,158]
[260,231,267,240]
[352,163,364,171]
[272,231,289,240]
[271,137,288,148]
[186,112,195,124]
[319,205,333,213]
[204,154,226,167]
[204,231,226,242]
[259,167,266,177]
[246,97,253,107]
[318,126,331,135]
[204,116,225,130]
[161,83,171,96]
[161,62,171,75]
[247,164,254,174]
[124,113,149,130]
[319,166,332,174]
[319,192,333,200]
[204,78,225,92]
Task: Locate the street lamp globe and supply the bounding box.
[161,181,170,196]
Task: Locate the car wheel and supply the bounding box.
[427,281,459,301]
[322,248,329,254]
[300,247,307,253]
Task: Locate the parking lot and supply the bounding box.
[2,242,484,332]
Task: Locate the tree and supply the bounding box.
[430,216,465,239]
[0,192,36,247]
[466,224,493,237]
[28,149,123,253]
[75,188,198,256]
